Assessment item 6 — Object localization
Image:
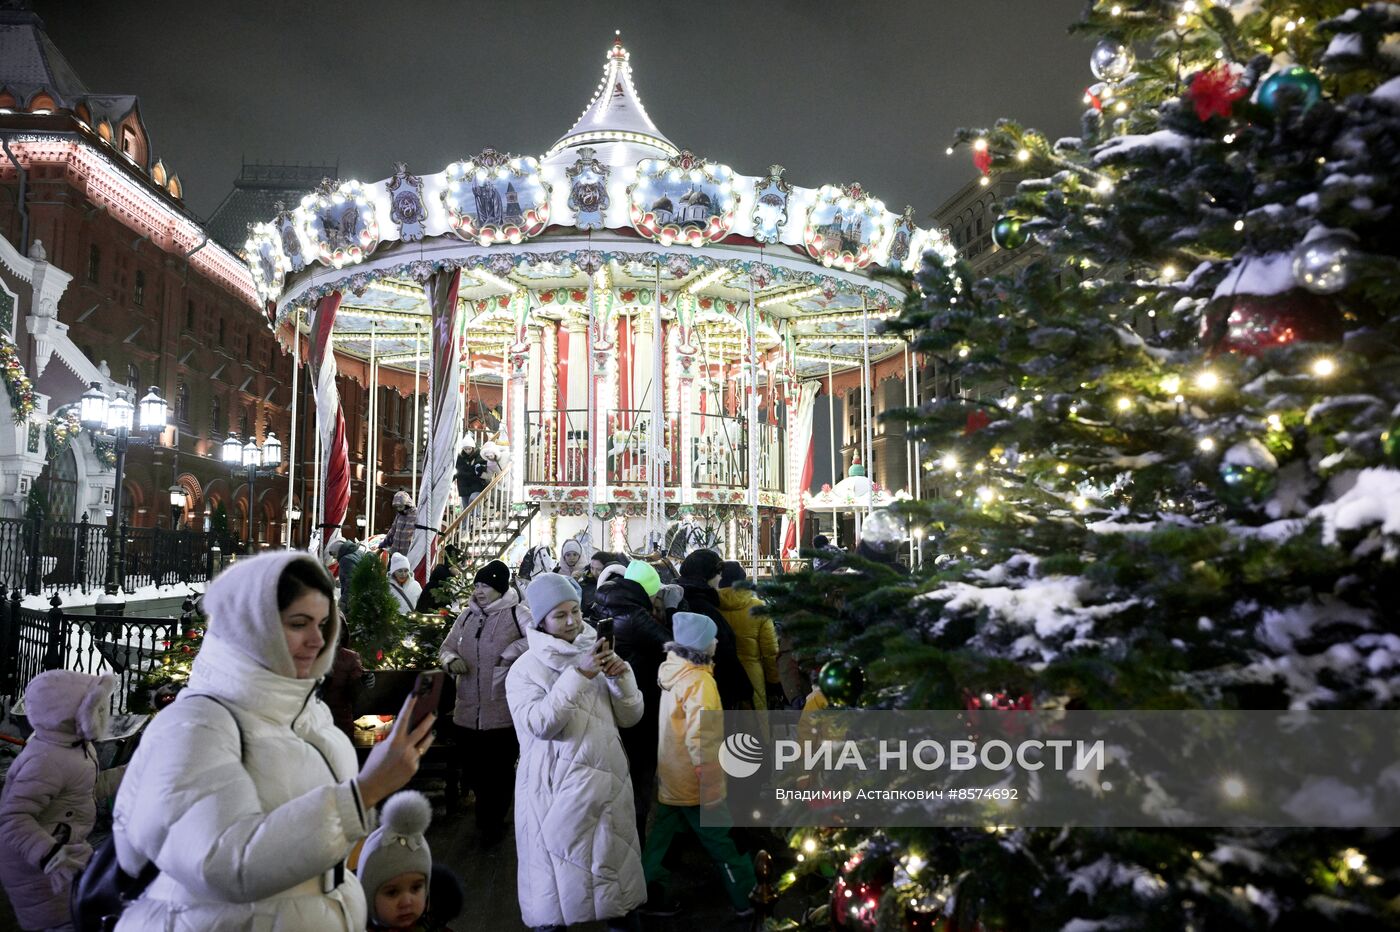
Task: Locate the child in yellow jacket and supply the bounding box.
[640,612,756,919]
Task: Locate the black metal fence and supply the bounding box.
[1,588,191,714]
[0,514,233,596]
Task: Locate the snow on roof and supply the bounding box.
[546,32,679,162]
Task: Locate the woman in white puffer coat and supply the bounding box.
[507,573,646,931]
[0,670,119,930]
[111,551,437,931]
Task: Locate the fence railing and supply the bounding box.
[0,514,226,596]
[1,588,193,713]
[524,408,591,486]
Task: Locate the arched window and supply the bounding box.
[245,333,252,358]
[87,244,100,283]
[175,381,190,424]
[211,396,223,435]
[239,409,249,437]
[134,270,145,306]
[126,362,139,388]
[217,318,226,346]
[185,299,195,330]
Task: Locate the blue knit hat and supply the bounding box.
[672,611,717,651]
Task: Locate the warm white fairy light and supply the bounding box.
[976,486,994,503]
[1056,463,1068,475]
[1233,219,1245,232]
[979,177,990,186]
[1161,264,1178,280]
[940,453,958,472]
[1195,369,1220,391]
[1198,437,1216,452]
[1266,414,1284,431]
[1160,374,1181,394]
[1072,496,1088,511]
[1017,148,1031,162]
[957,345,970,358]
[1116,396,1132,411]
[685,264,732,294]
[1221,776,1247,800]
[757,285,823,309]
[945,146,954,156]
[1311,357,1337,377]
[1095,178,1114,194]
[1343,849,1368,872]
[973,138,987,152]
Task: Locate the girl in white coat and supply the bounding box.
[506,573,646,932]
[112,551,437,931]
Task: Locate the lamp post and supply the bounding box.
[223,430,282,554]
[288,505,303,548]
[169,484,187,529]
[79,382,169,598]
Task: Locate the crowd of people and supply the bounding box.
[0,507,812,931]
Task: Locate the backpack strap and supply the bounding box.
[511,604,528,639]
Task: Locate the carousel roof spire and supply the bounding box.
[546,30,679,160]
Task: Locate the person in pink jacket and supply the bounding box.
[0,670,120,931]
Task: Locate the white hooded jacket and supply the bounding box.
[112,551,371,931]
[505,623,646,927]
[0,670,117,930]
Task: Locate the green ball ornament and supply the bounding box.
[1217,462,1277,508]
[1256,66,1321,114]
[991,216,1027,250]
[1381,420,1400,465]
[817,657,866,707]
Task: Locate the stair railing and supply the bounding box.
[440,468,512,558]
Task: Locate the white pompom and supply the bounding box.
[380,790,432,837]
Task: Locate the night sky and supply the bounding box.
[36,0,1091,224]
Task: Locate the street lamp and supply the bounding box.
[169,484,187,529]
[224,430,282,554]
[79,382,169,596]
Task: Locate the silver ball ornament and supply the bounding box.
[1090,40,1134,83]
[1292,231,1356,295]
[861,508,905,553]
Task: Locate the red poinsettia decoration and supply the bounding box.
[964,409,992,435]
[1187,64,1247,122]
[973,147,993,175]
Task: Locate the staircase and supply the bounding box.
[439,469,537,574]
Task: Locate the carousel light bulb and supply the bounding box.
[1198,437,1216,452]
[1311,357,1337,377]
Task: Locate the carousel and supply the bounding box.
[244,34,953,578]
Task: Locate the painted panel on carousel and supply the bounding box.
[885,206,917,271]
[273,203,306,273]
[387,163,428,242]
[296,179,381,270]
[750,165,792,245]
[243,221,287,302]
[565,147,611,231]
[628,150,738,247]
[443,148,552,246]
[802,183,889,271]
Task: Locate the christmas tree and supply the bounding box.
[771,2,1399,928]
[347,553,406,668]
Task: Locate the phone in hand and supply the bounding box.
[594,618,614,649]
[407,671,443,732]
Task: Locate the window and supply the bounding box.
[239,410,249,437]
[211,396,223,435]
[245,333,252,358]
[175,382,190,424]
[120,126,136,156]
[133,270,145,306]
[87,244,100,283]
[976,217,984,236]
[185,300,195,330]
[217,317,225,346]
[125,362,139,388]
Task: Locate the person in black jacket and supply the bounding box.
[676,549,752,711]
[416,544,462,614]
[581,550,623,618]
[592,559,671,841]
[455,438,487,506]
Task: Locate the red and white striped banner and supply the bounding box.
[780,380,819,566]
[310,291,349,559]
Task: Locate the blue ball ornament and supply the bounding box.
[1256,66,1321,114]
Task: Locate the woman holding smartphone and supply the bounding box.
[112,551,435,931]
[507,573,645,932]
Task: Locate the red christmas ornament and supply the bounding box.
[972,148,993,175]
[831,854,892,931]
[1084,85,1103,112]
[1187,64,1248,122]
[963,410,991,435]
[1202,292,1342,356]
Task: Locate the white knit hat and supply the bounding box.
[357,791,433,903]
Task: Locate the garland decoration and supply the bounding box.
[1,334,36,423]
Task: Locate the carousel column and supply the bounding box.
[509,343,529,504]
[525,321,543,489]
[678,348,696,505]
[542,319,559,485]
[564,318,588,488]
[632,309,653,467]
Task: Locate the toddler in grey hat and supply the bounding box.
[357,791,435,930]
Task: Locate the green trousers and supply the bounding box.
[641,803,756,911]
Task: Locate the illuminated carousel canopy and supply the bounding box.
[244,33,955,381]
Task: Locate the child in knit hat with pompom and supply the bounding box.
[358,791,462,931]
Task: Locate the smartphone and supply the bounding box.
[594,618,614,649]
[407,671,443,732]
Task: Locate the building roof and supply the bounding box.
[545,32,678,163]
[205,160,338,252]
[0,5,88,102]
